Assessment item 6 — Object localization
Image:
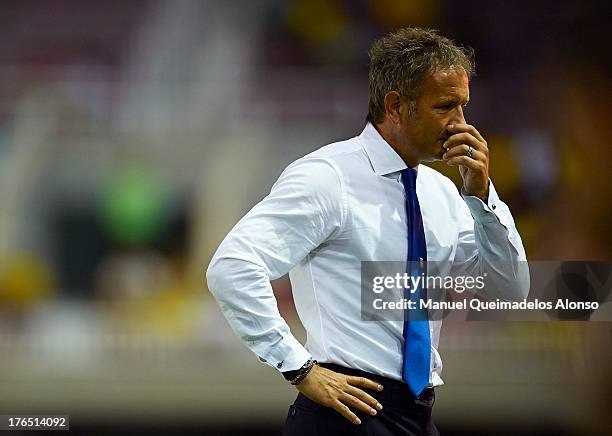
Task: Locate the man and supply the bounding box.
[207,28,529,435]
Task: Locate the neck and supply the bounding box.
[373,122,420,168]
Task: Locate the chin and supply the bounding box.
[422,147,445,162]
[420,155,439,163]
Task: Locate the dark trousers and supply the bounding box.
[282,363,439,436]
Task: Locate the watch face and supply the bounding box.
[284,359,314,382]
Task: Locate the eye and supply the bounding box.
[436,103,454,110]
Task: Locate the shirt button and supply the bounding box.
[492,204,496,210]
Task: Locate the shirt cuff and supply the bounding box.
[461,180,502,224]
[258,333,311,373]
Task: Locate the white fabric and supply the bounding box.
[207,122,529,386]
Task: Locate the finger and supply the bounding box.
[443,145,486,162]
[442,143,469,159]
[346,376,384,392]
[446,155,484,171]
[332,399,362,425]
[339,392,378,416]
[443,132,483,151]
[448,123,485,143]
[345,385,383,411]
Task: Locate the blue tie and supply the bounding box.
[400,167,431,397]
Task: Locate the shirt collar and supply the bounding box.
[359,122,418,176]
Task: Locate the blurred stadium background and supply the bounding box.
[0,0,610,434]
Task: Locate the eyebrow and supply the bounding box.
[436,97,469,105]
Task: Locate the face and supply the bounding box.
[399,68,470,161]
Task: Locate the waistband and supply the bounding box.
[318,362,435,407]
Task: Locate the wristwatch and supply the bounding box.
[282,358,316,385]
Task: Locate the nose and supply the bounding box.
[450,106,466,125]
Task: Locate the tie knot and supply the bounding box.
[401,167,417,189]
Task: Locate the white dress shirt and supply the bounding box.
[206,122,529,386]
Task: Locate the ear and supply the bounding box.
[383,91,402,124]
